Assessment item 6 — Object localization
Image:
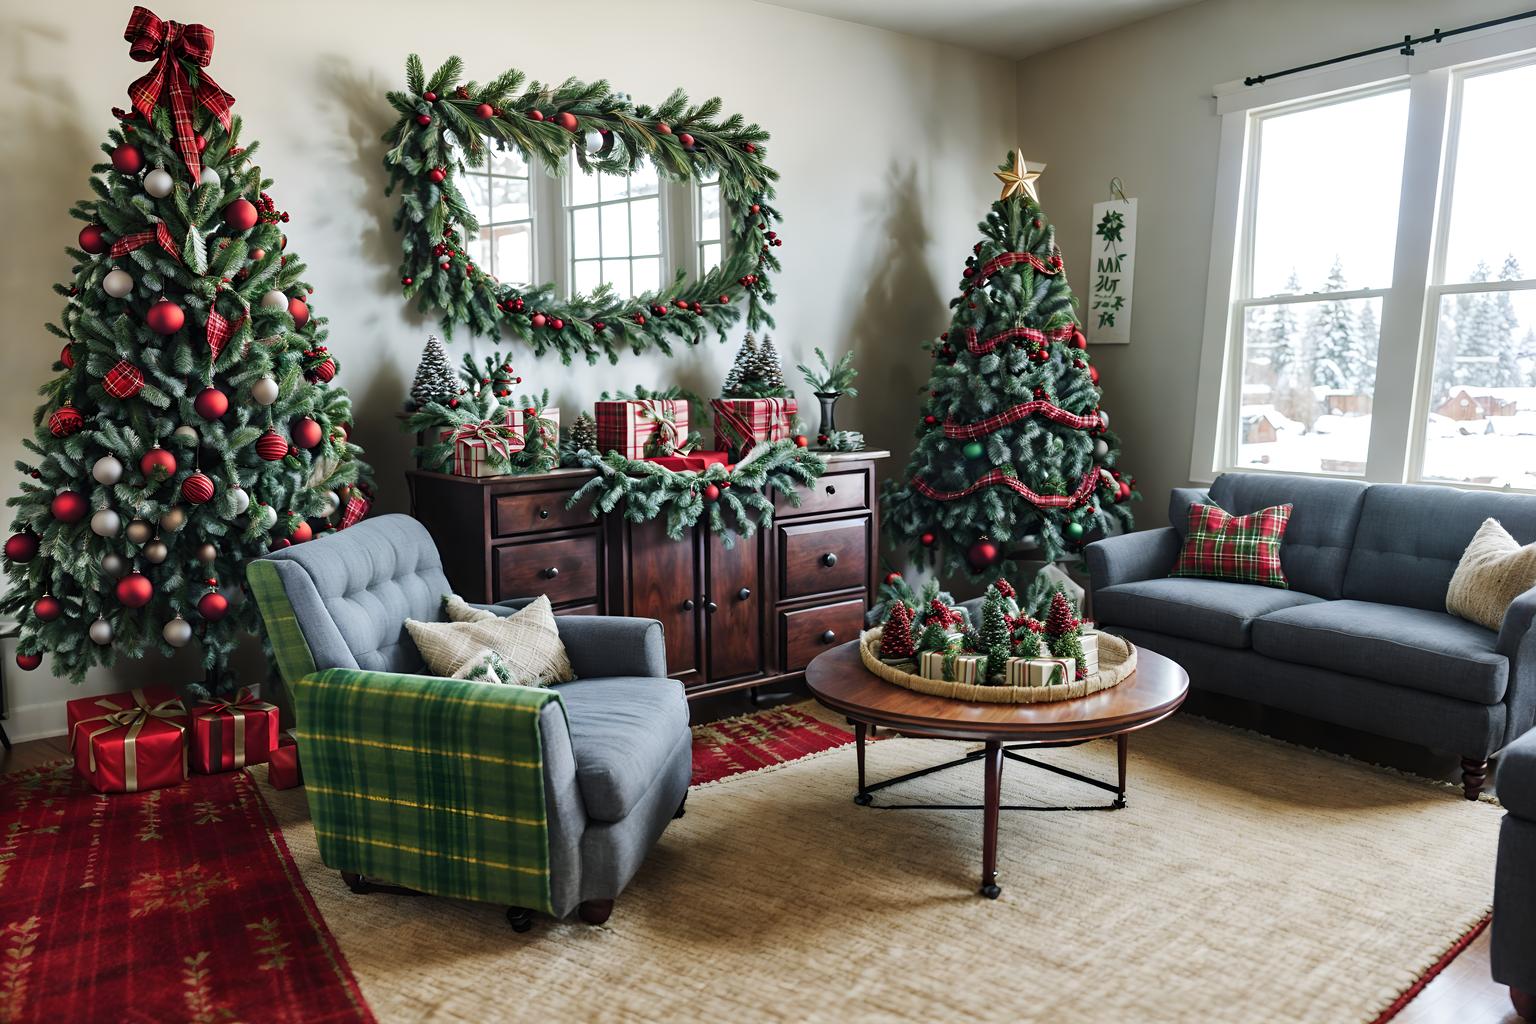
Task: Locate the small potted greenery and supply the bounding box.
[796,347,859,444]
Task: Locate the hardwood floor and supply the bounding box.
[4,686,1520,1023]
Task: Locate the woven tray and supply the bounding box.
[858,628,1136,704]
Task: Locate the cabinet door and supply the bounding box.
[705,529,762,682]
[626,519,701,682]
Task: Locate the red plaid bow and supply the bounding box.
[123,6,234,181]
[448,421,519,465]
[107,222,182,263]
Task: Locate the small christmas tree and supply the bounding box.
[721,331,788,398]
[1011,626,1041,659]
[978,587,1012,682]
[916,621,950,653]
[720,333,759,396]
[878,601,917,662]
[410,335,458,409]
[568,412,598,453]
[1044,588,1085,667]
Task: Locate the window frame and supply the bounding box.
[462,149,540,289]
[1192,25,1536,491]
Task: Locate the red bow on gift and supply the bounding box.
[123,6,235,181]
[448,421,519,465]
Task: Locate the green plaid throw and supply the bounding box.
[1170,501,1293,589]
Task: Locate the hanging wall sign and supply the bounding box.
[1087,196,1136,345]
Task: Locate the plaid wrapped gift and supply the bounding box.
[919,649,985,684]
[1006,656,1076,687]
[644,450,730,472]
[502,406,560,448]
[1170,501,1293,588]
[595,399,690,458]
[438,421,522,477]
[711,397,797,456]
[190,689,281,773]
[66,686,189,793]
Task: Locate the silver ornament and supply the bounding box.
[92,455,125,485]
[173,425,199,444]
[101,553,128,578]
[260,289,289,311]
[102,268,134,298]
[162,616,193,648]
[229,486,251,515]
[1098,410,1110,429]
[323,490,340,516]
[124,518,153,544]
[143,168,174,198]
[251,376,280,406]
[197,543,218,562]
[90,509,122,537]
[198,167,220,187]
[89,617,114,645]
[1094,438,1109,458]
[159,506,186,532]
[584,128,604,152]
[143,539,168,564]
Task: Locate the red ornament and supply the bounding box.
[884,571,902,585]
[115,571,154,608]
[15,653,42,672]
[530,313,548,329]
[923,415,938,426]
[744,142,757,154]
[1072,330,1088,350]
[1118,482,1131,501]
[528,109,544,121]
[703,484,721,503]
[920,532,937,547]
[110,144,144,174]
[48,405,85,437]
[555,111,578,131]
[60,344,75,369]
[656,121,672,135]
[291,521,314,544]
[145,298,185,335]
[194,386,229,419]
[139,445,177,480]
[793,435,808,448]
[197,590,229,621]
[416,114,431,126]
[308,358,336,383]
[223,198,259,232]
[967,537,1001,571]
[78,224,107,254]
[256,431,289,461]
[423,91,437,102]
[291,417,323,449]
[102,360,145,399]
[181,472,216,505]
[1089,365,1100,386]
[287,297,310,328]
[34,595,62,621]
[5,532,39,563]
[428,167,446,183]
[678,132,695,149]
[474,102,495,119]
[270,538,291,551]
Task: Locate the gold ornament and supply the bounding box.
[994,150,1042,203]
[159,506,186,532]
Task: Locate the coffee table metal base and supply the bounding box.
[850,721,1129,899]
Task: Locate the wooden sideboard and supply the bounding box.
[405,451,888,699]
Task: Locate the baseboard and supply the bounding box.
[5,699,72,745]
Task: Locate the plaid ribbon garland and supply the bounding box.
[339,496,369,529]
[912,466,1100,508]
[204,309,245,359]
[943,399,1101,440]
[103,359,145,399]
[976,250,1062,281]
[123,6,235,182]
[107,222,182,263]
[961,322,1075,356]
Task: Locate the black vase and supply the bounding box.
[815,391,840,441]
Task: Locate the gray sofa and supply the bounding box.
[1086,472,1536,799]
[1495,729,1536,1019]
[249,514,690,929]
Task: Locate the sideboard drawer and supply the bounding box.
[781,598,866,672]
[775,470,867,518]
[493,534,599,605]
[780,517,868,599]
[493,489,591,537]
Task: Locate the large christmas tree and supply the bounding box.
[882,151,1137,581]
[1,8,371,694]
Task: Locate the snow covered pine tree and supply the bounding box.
[2,7,372,693]
[882,151,1137,581]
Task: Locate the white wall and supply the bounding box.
[0,0,1017,739]
[1014,0,1535,529]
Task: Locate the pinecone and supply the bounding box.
[569,411,598,453]
[409,335,458,409]
[1045,589,1078,637]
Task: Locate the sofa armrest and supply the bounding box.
[1500,585,1536,748]
[553,616,668,679]
[1498,729,1536,820]
[1085,527,1181,594]
[291,668,571,913]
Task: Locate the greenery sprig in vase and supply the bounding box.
[797,347,859,447]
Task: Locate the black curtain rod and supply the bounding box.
[1244,8,1536,86]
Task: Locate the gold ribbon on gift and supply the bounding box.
[69,689,189,792]
[196,688,277,769]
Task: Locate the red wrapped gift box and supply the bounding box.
[644,450,730,473]
[595,399,690,458]
[190,689,281,774]
[268,732,302,790]
[66,686,189,793]
[711,397,797,455]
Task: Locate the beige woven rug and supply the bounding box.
[259,710,1501,1024]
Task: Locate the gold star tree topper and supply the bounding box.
[995,151,1043,203]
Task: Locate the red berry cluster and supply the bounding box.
[256,192,288,224]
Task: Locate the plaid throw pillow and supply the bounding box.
[1170,502,1293,588]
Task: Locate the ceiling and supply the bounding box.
[757,0,1205,59]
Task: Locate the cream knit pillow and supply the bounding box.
[406,594,574,686]
[443,593,496,623]
[1446,518,1536,632]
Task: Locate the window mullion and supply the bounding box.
[1367,66,1452,483]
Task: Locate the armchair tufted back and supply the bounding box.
[255,514,452,675]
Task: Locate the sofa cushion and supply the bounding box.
[1343,483,1536,612]
[1170,502,1293,588]
[1251,600,1507,705]
[1498,730,1536,820]
[1093,578,1324,649]
[554,676,690,823]
[1208,473,1368,599]
[1446,518,1536,631]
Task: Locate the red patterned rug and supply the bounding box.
[690,703,855,785]
[0,761,372,1024]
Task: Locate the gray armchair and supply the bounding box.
[1495,730,1536,1020]
[247,514,690,931]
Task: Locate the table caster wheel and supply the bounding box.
[980,883,1001,900]
[853,793,873,806]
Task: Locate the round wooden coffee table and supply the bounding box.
[805,641,1189,899]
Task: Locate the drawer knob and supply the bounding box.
[821,629,837,643]
[820,552,838,568]
[541,566,560,579]
[738,587,751,601]
[706,600,718,614]
[539,508,550,519]
[826,485,836,495]
[683,598,695,611]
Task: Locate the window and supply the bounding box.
[1195,30,1536,491]
[461,148,535,286]
[565,157,663,300]
[695,170,725,275]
